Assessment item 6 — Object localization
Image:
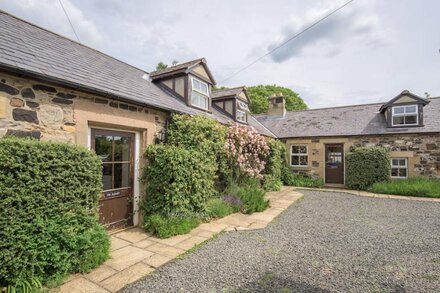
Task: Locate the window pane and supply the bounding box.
[102,163,113,190]
[292,156,299,166]
[299,156,308,166]
[393,116,404,125]
[292,146,299,154]
[393,107,405,114]
[299,146,307,154]
[200,83,208,94]
[391,168,399,177]
[114,136,131,162]
[399,168,407,177]
[404,115,417,124]
[114,163,131,189]
[95,135,112,162]
[398,159,406,166]
[405,105,416,113]
[191,92,208,110]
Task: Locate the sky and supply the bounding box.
[0,0,439,109]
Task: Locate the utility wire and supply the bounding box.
[219,0,355,84]
[58,0,81,42]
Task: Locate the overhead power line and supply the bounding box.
[219,0,356,84]
[58,0,81,42]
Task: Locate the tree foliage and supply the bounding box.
[247,85,308,114]
[155,62,168,71]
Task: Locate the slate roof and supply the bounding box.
[212,87,245,99]
[256,98,440,138]
[0,10,273,136]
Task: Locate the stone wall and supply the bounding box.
[286,133,440,181]
[0,71,168,145]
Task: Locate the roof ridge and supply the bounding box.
[0,9,149,74]
[149,58,205,75]
[212,86,245,92]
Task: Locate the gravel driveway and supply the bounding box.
[122,190,440,293]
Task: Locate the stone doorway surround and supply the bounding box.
[55,187,304,293]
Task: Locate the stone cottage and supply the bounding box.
[0,11,271,229]
[256,92,440,185]
[0,10,439,230]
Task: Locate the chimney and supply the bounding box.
[267,93,286,118]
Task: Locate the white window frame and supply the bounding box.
[236,109,246,122]
[391,105,418,126]
[390,158,408,179]
[191,76,209,110]
[290,144,308,167]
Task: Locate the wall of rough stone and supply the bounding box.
[0,71,169,146]
[286,133,440,181]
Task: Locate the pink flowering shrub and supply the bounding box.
[225,123,270,179]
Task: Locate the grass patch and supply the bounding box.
[369,177,440,198]
[205,198,235,219]
[144,214,200,238]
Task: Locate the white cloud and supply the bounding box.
[264,0,390,62]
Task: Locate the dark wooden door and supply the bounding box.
[325,144,344,184]
[91,129,134,229]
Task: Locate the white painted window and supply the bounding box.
[291,145,308,167]
[191,77,209,110]
[392,105,418,126]
[237,101,249,111]
[236,109,246,122]
[391,158,408,178]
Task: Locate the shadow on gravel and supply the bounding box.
[240,272,331,293]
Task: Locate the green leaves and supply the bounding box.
[0,137,109,287]
[346,146,391,190]
[247,85,308,114]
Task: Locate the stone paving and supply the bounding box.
[54,187,303,293]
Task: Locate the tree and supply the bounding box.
[247,85,307,114]
[155,62,168,71]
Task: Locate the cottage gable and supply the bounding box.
[211,86,250,124]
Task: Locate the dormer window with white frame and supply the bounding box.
[191,76,209,110]
[236,101,249,123]
[391,105,418,126]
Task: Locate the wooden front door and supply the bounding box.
[325,144,344,184]
[91,129,134,229]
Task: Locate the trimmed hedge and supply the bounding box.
[141,144,217,216]
[0,137,109,287]
[345,146,390,190]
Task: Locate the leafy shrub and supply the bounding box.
[262,140,286,191]
[282,167,324,188]
[226,180,269,214]
[1,277,42,293]
[205,198,235,218]
[144,214,200,239]
[369,177,440,198]
[247,85,307,114]
[0,137,109,287]
[141,144,217,216]
[346,147,390,190]
[166,114,230,190]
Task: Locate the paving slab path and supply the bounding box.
[122,190,440,293]
[55,187,303,293]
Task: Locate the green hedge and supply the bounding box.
[141,144,217,216]
[263,140,286,191]
[282,166,324,188]
[0,137,109,287]
[166,114,230,189]
[345,146,390,190]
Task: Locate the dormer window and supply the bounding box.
[191,77,209,110]
[392,105,418,126]
[236,101,249,123]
